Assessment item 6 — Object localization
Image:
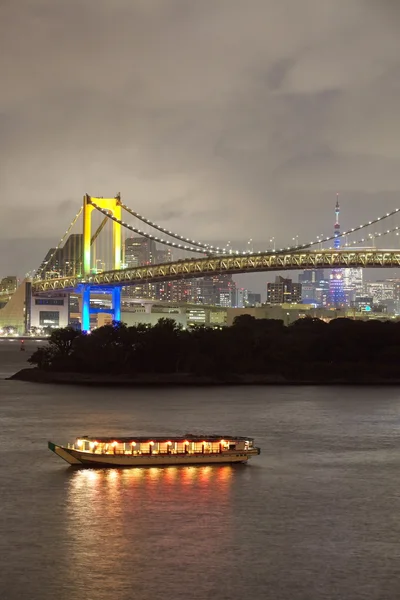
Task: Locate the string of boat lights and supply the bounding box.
[76,438,230,451]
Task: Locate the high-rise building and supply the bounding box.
[61,234,83,276]
[329,195,346,306]
[38,234,83,279]
[235,288,261,308]
[298,269,325,284]
[314,278,330,306]
[246,292,261,306]
[343,268,363,304]
[123,237,158,299]
[124,237,157,268]
[267,276,302,304]
[298,270,326,305]
[191,275,236,307]
[156,248,173,264]
[365,281,395,304]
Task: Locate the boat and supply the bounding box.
[48,434,261,467]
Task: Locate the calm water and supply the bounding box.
[2,341,400,599]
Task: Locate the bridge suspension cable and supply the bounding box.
[35,206,83,278]
[342,223,400,248]
[120,199,400,255]
[90,201,214,255]
[284,207,400,253]
[118,200,226,253]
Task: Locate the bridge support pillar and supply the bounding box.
[112,287,121,323]
[82,285,91,333]
[82,194,122,276]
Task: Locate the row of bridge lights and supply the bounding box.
[93,201,400,259]
[119,207,400,256]
[93,202,208,253]
[120,202,216,250]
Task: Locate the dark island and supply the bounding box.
[9,316,400,385]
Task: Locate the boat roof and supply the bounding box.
[77,434,254,443]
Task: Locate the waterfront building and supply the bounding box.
[227,304,340,326]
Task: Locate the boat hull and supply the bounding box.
[48,442,258,467]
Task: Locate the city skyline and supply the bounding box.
[4,190,400,300]
[1,1,400,278]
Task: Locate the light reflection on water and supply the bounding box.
[64,466,234,597]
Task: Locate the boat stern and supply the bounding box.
[48,441,83,465]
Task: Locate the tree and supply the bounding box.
[48,327,81,356]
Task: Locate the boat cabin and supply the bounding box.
[68,435,255,455]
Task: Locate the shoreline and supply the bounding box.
[7,368,400,386]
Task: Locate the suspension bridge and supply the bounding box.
[26,194,400,331]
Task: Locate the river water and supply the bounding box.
[2,340,400,599]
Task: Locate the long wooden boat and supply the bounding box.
[48,434,260,467]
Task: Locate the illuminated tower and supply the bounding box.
[329,194,346,306]
[81,194,122,332]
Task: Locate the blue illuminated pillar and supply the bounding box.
[82,285,91,332]
[112,287,121,323]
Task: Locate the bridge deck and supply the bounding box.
[32,249,400,293]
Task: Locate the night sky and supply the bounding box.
[1,0,400,286]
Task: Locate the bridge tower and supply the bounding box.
[81,194,122,332]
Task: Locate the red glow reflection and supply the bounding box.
[64,465,235,594]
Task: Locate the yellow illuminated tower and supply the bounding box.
[81,194,122,331]
[82,194,122,275]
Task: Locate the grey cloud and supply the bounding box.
[1,0,400,284]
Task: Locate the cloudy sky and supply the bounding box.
[1,0,400,283]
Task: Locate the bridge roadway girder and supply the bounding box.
[31,249,400,293]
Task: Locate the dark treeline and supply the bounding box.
[28,316,400,381]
